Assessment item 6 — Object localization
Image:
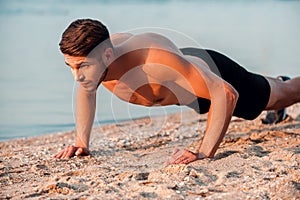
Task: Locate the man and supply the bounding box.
[54,19,300,165]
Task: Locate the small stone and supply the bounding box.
[178,182,185,187]
[140,192,158,198]
[134,172,149,181]
[189,169,198,177]
[184,176,190,182]
[90,181,96,186]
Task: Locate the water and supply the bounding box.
[0,0,299,141]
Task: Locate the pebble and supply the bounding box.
[134,172,150,181]
[184,176,190,182]
[178,182,185,187]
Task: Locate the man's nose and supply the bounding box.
[73,69,84,82]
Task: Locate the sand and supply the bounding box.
[1,104,299,200]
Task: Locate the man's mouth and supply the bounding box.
[80,82,90,87]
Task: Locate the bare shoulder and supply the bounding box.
[136,33,180,50]
[119,33,179,51]
[110,33,161,50]
[111,33,134,45]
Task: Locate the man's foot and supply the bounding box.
[261,76,291,124]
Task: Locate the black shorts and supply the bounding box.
[179,47,271,120]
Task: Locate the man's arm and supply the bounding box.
[167,63,238,164]
[199,81,238,157]
[75,84,96,149]
[54,85,96,159]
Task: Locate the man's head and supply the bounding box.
[59,18,112,56]
[60,19,113,92]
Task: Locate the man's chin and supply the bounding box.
[83,86,97,93]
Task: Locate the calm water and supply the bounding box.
[0,0,299,140]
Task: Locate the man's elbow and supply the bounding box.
[225,84,239,106]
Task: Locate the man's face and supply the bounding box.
[64,54,106,92]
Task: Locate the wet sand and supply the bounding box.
[1,104,299,199]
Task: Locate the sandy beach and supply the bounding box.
[0,104,299,199]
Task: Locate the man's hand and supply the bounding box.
[53,146,89,159]
[165,148,206,166]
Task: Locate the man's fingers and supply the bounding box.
[55,148,70,159]
[172,149,185,159]
[173,156,185,164]
[165,149,186,165]
[53,151,62,158]
[173,156,193,164]
[61,148,69,159]
[60,146,74,159]
[65,146,76,158]
[63,146,74,158]
[75,148,83,156]
[53,146,89,159]
[53,151,64,159]
[168,149,198,165]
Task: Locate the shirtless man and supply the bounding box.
[54,19,300,165]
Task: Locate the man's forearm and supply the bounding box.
[75,86,96,149]
[199,84,238,157]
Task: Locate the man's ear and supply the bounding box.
[102,48,113,66]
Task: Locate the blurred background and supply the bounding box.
[0,0,299,140]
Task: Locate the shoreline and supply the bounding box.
[0,110,184,142]
[1,104,299,199]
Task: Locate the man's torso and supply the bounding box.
[101,33,212,106]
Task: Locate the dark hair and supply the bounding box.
[59,19,112,56]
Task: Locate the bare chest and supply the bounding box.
[102,79,173,106]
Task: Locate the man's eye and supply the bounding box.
[80,65,90,68]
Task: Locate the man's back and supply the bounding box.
[102,32,212,106]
